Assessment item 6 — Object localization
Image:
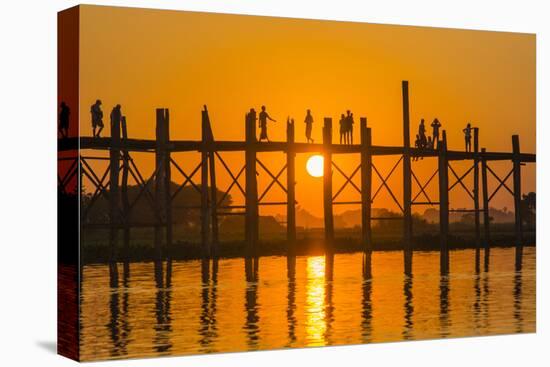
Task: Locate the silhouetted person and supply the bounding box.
[110,104,122,135]
[91,99,104,138]
[431,118,441,149]
[427,136,434,150]
[463,123,473,152]
[58,102,70,138]
[258,105,276,142]
[339,113,346,144]
[418,119,427,148]
[348,112,355,144]
[304,109,314,143]
[413,134,421,161]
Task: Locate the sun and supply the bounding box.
[306,155,324,177]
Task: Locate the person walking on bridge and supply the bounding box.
[91,99,104,138]
[418,118,427,148]
[304,109,314,143]
[58,101,70,139]
[463,122,473,152]
[258,105,276,142]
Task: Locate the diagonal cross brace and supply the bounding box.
[372,156,404,212]
[332,162,361,201]
[411,168,438,204]
[448,163,475,201]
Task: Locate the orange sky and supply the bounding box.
[77,5,535,217]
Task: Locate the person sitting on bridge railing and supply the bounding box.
[258,105,276,142]
[91,99,104,138]
[463,123,473,152]
[58,101,70,139]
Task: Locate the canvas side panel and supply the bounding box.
[57,6,80,362]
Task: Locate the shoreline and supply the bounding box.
[79,233,535,265]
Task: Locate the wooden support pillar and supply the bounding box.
[473,128,481,270]
[286,118,296,253]
[109,112,121,286]
[323,118,334,251]
[402,81,413,275]
[203,107,219,258]
[201,114,211,258]
[360,118,372,248]
[361,118,372,278]
[245,110,259,256]
[512,135,523,269]
[154,109,169,263]
[163,110,172,256]
[481,148,491,265]
[121,116,130,279]
[438,130,449,274]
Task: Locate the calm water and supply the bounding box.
[80,247,535,361]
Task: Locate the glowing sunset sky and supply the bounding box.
[77,5,535,217]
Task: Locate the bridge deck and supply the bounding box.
[58,137,536,162]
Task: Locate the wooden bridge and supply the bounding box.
[58,81,535,282]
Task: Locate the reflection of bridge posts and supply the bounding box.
[481,148,491,270]
[121,117,131,279]
[245,113,259,256]
[323,118,334,251]
[473,128,481,271]
[109,113,121,286]
[286,255,297,346]
[201,114,211,257]
[438,131,450,274]
[360,118,372,277]
[512,135,523,270]
[287,119,296,253]
[402,81,413,276]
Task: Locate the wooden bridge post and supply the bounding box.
[109,111,121,286]
[121,116,130,278]
[473,128,481,269]
[323,118,334,250]
[512,135,523,269]
[203,107,219,257]
[201,114,211,257]
[438,130,449,274]
[481,148,491,260]
[155,109,169,264]
[163,110,173,260]
[245,111,259,256]
[360,118,372,278]
[360,119,372,251]
[402,81,413,275]
[287,119,296,253]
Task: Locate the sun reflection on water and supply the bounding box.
[305,256,327,346]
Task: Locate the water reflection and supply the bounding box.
[286,256,297,347]
[244,257,260,349]
[305,256,326,346]
[402,275,413,340]
[80,247,536,361]
[199,259,218,352]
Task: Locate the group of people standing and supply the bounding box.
[414,118,442,158]
[413,117,476,160]
[339,110,355,145]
